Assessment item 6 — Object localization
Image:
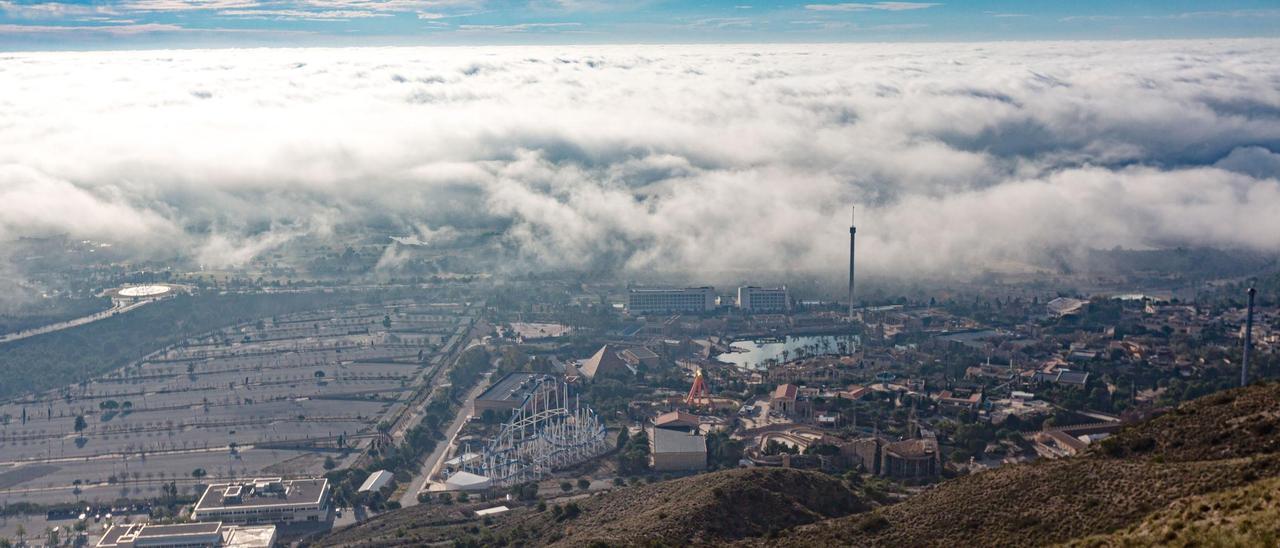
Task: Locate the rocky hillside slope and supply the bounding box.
[318,381,1280,547]
[318,467,865,547]
[759,380,1280,547]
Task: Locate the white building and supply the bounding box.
[192,478,330,525]
[96,522,276,548]
[358,470,393,493]
[627,287,716,314]
[737,286,789,313]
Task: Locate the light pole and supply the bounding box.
[1242,286,1256,387]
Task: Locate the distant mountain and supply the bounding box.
[317,382,1280,547]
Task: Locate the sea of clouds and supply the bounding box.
[1,40,1279,287]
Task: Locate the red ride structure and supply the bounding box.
[685,368,711,407]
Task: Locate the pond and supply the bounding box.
[714,334,859,370]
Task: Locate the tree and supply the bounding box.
[577,478,590,490]
[616,427,630,450]
[323,456,337,470]
[73,414,87,433]
[618,430,650,474]
[192,468,207,478]
[559,481,572,493]
[382,315,392,329]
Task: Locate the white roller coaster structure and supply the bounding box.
[464,375,609,488]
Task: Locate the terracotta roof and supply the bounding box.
[884,438,938,459]
[773,383,798,401]
[654,410,700,429]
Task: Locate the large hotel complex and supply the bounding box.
[626,286,790,314]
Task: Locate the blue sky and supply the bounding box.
[1,1,1279,50]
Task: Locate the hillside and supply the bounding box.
[759,381,1280,547]
[317,381,1280,547]
[1063,476,1280,547]
[318,468,865,547]
[525,467,866,546]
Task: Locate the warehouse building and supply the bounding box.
[358,470,393,494]
[473,372,540,414]
[649,426,707,472]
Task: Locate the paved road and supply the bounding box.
[398,362,496,508]
[0,300,154,345]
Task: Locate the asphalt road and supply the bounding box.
[398,361,497,508]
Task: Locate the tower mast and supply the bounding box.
[1242,286,1256,387]
[848,205,857,320]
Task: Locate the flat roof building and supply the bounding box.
[650,426,707,472]
[96,522,276,548]
[473,372,541,414]
[358,470,393,494]
[627,287,716,314]
[192,478,329,526]
[737,286,790,313]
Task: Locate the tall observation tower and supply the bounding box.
[848,206,857,320]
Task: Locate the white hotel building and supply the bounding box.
[737,286,790,313]
[627,287,717,314]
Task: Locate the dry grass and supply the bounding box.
[1063,475,1280,548]
[1092,381,1280,463]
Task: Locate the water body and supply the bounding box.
[715,334,859,370]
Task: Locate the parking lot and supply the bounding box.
[0,298,474,506]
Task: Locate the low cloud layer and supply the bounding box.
[1,40,1279,288]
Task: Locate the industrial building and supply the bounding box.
[737,286,790,313]
[627,287,716,314]
[192,478,330,525]
[473,372,540,414]
[649,426,707,472]
[96,522,276,548]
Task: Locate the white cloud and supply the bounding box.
[0,22,188,34]
[0,40,1277,290]
[217,8,393,19]
[119,0,259,12]
[0,1,120,19]
[456,22,581,32]
[805,2,939,12]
